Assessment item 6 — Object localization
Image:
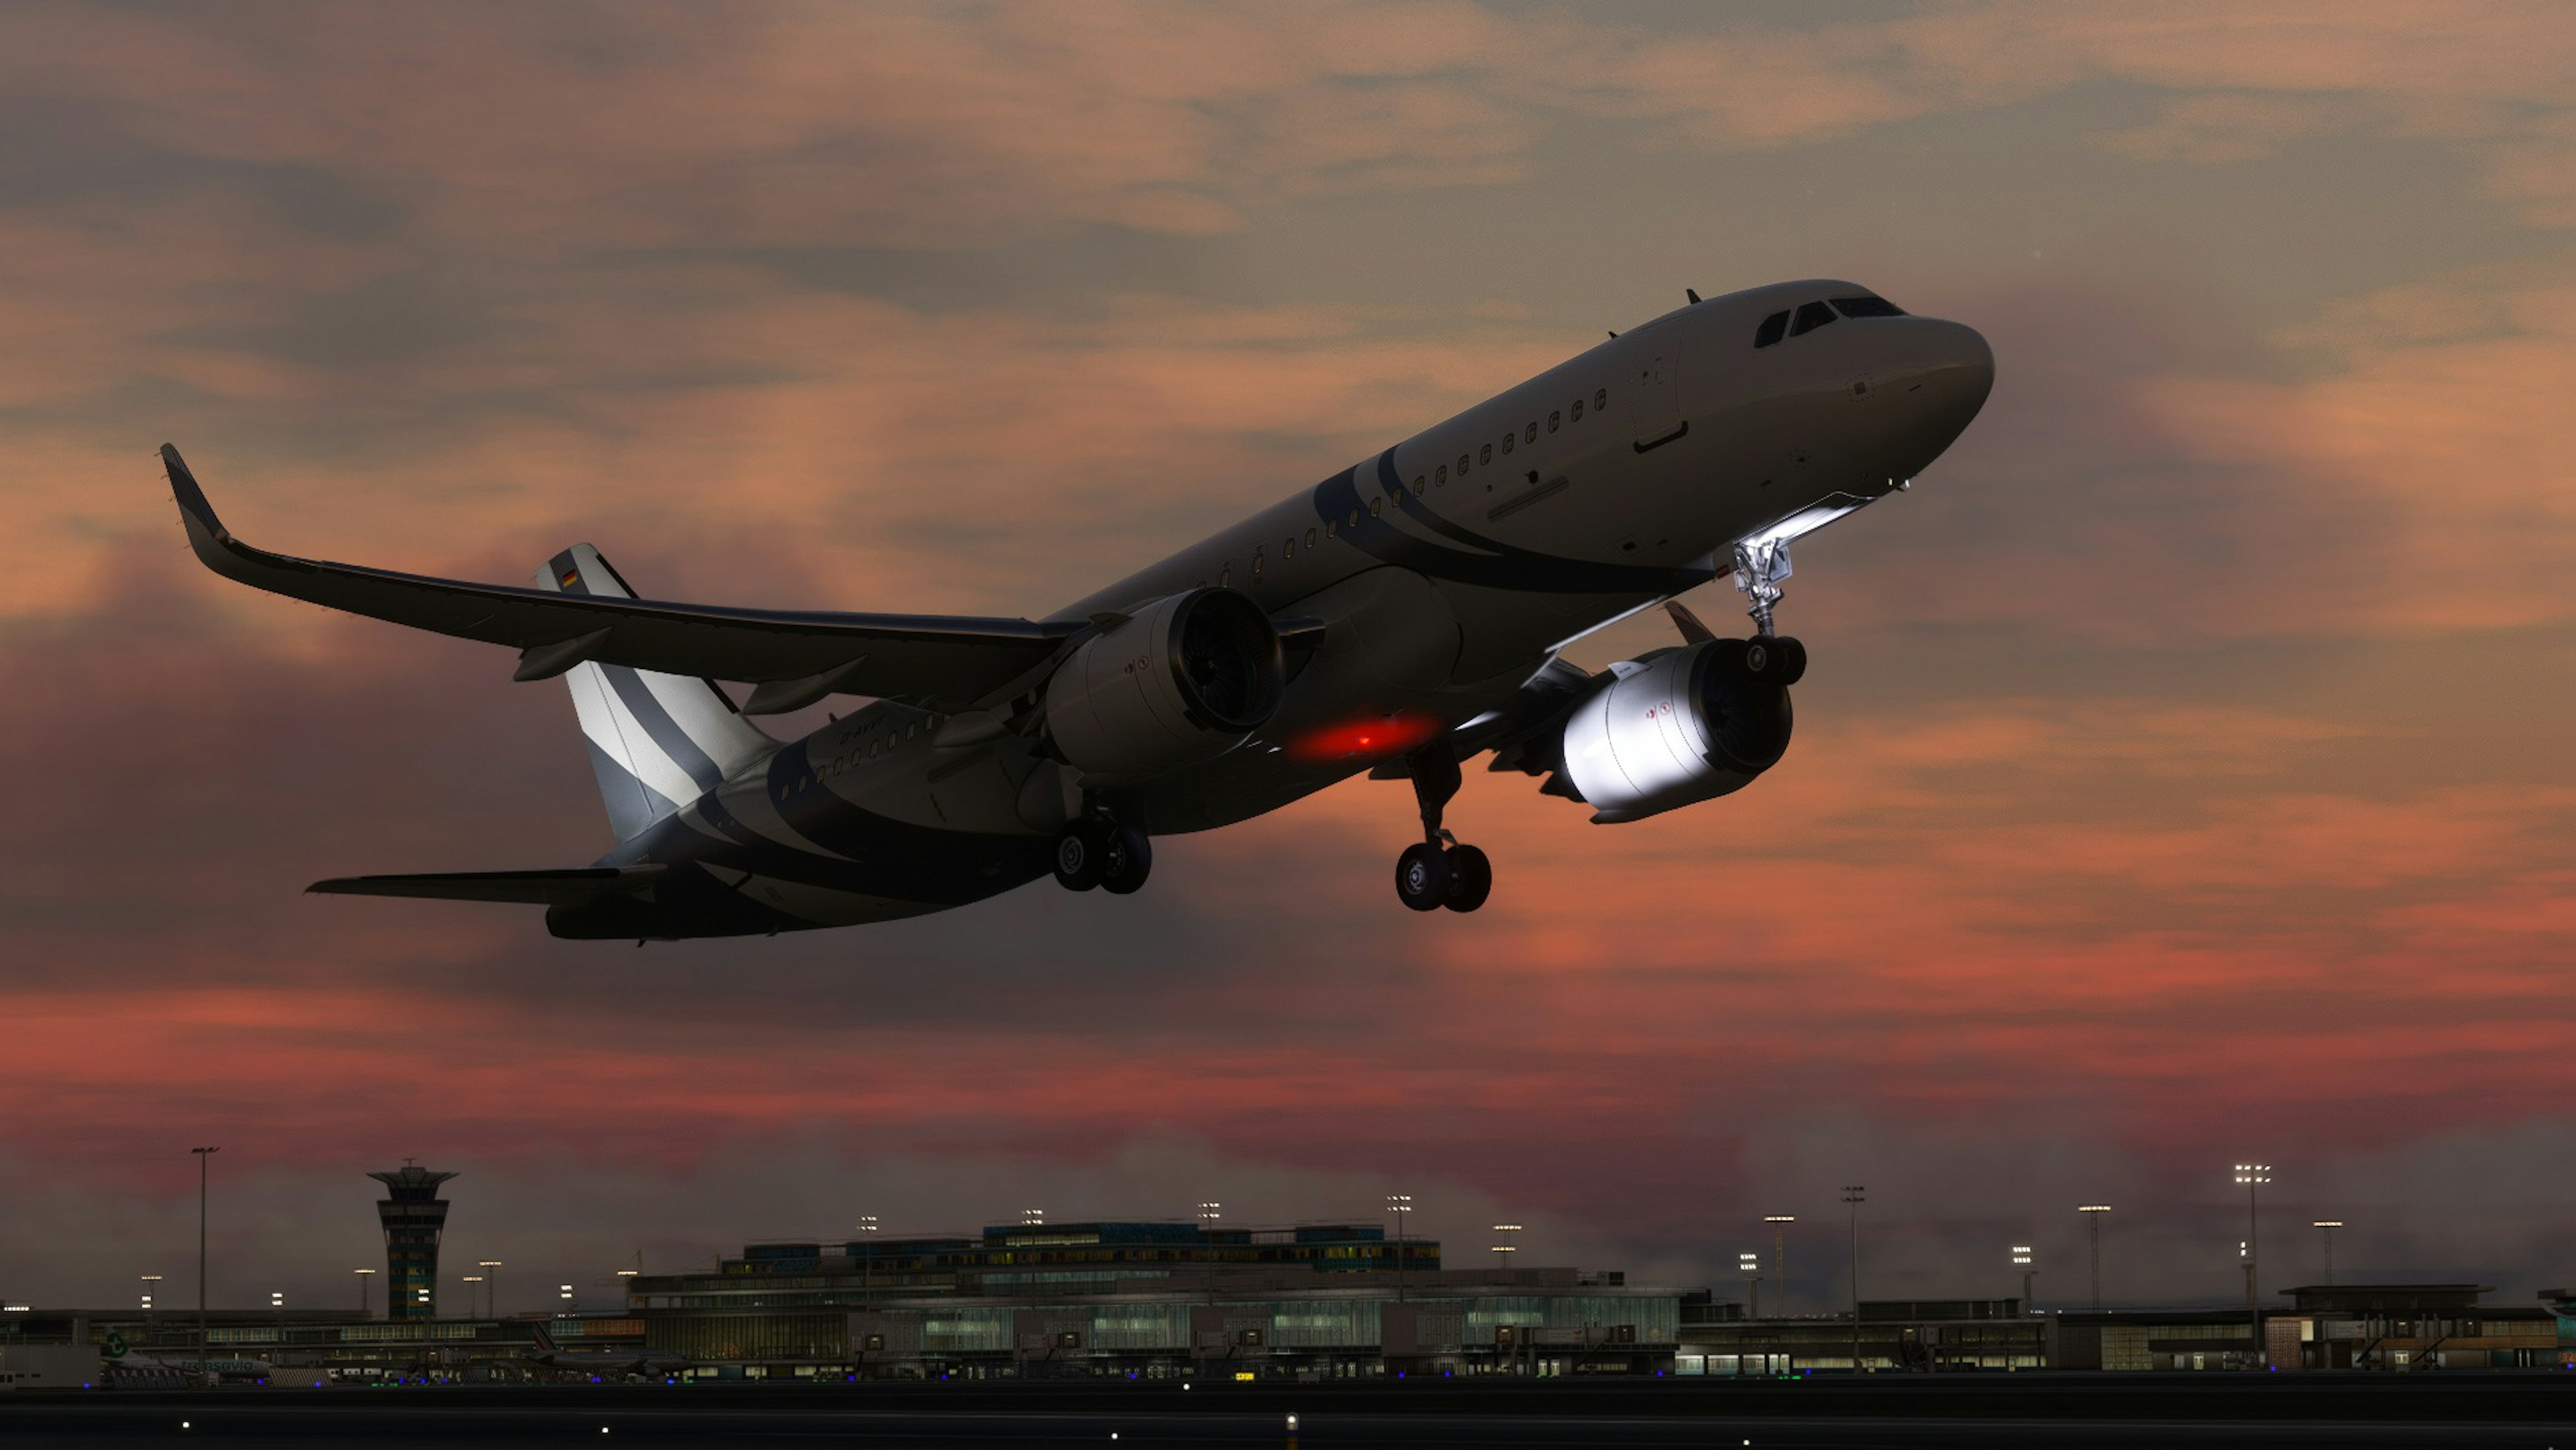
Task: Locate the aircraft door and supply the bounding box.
[1631,350,1685,451]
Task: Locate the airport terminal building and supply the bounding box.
[626,1220,1680,1378]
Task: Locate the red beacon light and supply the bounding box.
[1283,711,1445,764]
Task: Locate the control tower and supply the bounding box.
[368,1162,458,1320]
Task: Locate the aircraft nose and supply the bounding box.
[1888,318,1993,431]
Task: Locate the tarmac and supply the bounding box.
[4,1373,2574,1447]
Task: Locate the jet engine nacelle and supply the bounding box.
[1045,588,1284,785]
[1558,640,1793,823]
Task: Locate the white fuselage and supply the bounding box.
[680,279,1992,927]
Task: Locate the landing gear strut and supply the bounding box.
[1729,537,1809,686]
[1393,742,1491,913]
[1054,812,1152,895]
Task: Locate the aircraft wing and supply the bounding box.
[162,445,1083,710]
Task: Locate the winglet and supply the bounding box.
[160,443,229,547]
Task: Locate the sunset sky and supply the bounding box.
[5,1,2575,1316]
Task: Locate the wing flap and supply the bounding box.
[163,445,1082,708]
[307,866,668,906]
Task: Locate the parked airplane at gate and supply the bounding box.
[164,280,1991,939]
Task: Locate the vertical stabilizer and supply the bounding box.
[537,545,773,841]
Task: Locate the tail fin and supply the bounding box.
[538,545,773,840]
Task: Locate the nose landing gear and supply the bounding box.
[1054,814,1152,895]
[1391,742,1491,913]
[1729,537,1809,685]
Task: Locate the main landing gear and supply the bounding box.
[1393,742,1491,914]
[1054,813,1152,895]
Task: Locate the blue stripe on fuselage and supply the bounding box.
[1307,451,1713,596]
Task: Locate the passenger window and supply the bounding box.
[1326,519,1337,538]
[1831,295,1907,318]
[1548,410,1560,433]
[1370,497,1383,517]
[1347,509,1358,527]
[1480,444,1493,465]
[1414,474,1427,493]
[1754,310,1790,348]
[1570,398,1583,421]
[1457,453,1470,474]
[1221,566,1232,586]
[1283,536,1294,558]
[1525,422,1538,443]
[1305,527,1317,548]
[1435,465,1447,486]
[1595,388,1608,410]
[1501,433,1513,455]
[1788,301,1837,337]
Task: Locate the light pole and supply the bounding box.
[2234,1164,2270,1367]
[1491,1223,1521,1271]
[1764,1216,1796,1317]
[1841,1186,1866,1372]
[2079,1206,2110,1308]
[478,1260,502,1318]
[2011,1245,2035,1312]
[462,1275,483,1318]
[2313,1221,2343,1286]
[354,1267,375,1316]
[1739,1252,1763,1319]
[616,1267,639,1308]
[191,1146,218,1374]
[140,1274,162,1320]
[1387,1194,1413,1304]
[857,1216,879,1296]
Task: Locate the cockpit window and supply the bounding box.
[1753,310,1790,348]
[1788,301,1839,337]
[1831,295,1907,318]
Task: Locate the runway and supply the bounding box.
[6,1376,2575,1448]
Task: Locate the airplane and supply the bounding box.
[163,278,1992,939]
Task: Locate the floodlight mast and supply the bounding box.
[1841,1187,1866,1371]
[1764,1215,1796,1316]
[2313,1221,2345,1286]
[192,1147,218,1377]
[2234,1164,2271,1367]
[1387,1195,1413,1304]
[2079,1206,2110,1308]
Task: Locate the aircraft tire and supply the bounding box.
[1395,841,1452,912]
[1053,824,1106,891]
[1100,823,1154,895]
[1443,844,1492,913]
[1768,635,1808,686]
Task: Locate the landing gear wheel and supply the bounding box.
[1099,822,1154,895]
[1053,821,1108,892]
[1741,635,1806,686]
[1770,635,1807,686]
[1731,636,1813,685]
[1395,841,1452,912]
[1442,844,1492,913]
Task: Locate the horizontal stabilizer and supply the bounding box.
[160,445,1083,709]
[308,865,667,906]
